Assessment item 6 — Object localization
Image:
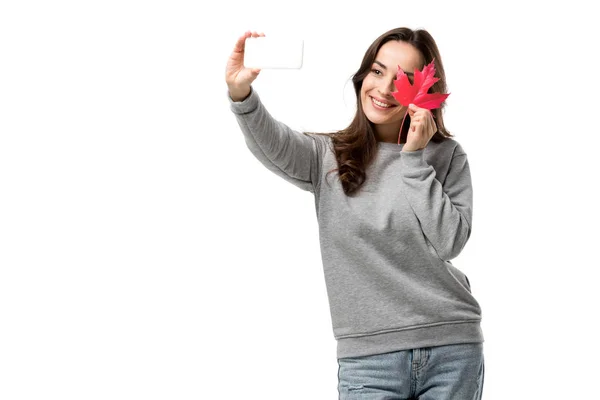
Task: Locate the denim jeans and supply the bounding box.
[337,342,484,400]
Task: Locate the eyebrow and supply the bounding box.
[374,60,414,76]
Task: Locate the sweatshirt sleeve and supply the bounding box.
[228,87,320,193]
[400,146,473,261]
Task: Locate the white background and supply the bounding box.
[1,1,599,399]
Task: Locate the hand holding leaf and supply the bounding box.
[392,59,450,146]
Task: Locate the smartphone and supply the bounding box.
[244,36,304,69]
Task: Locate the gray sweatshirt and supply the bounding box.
[229,88,483,359]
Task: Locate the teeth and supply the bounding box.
[372,97,392,108]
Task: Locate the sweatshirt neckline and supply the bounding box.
[377,141,405,152]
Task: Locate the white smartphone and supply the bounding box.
[244,36,304,69]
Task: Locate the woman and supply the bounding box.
[226,27,485,400]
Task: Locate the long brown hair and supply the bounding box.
[308,27,453,196]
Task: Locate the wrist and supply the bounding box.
[228,86,251,102]
[402,146,422,152]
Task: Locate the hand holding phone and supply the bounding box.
[243,36,304,69]
[226,31,263,101]
[226,32,303,102]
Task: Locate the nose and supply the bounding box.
[378,78,397,96]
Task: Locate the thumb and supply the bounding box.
[238,68,261,85]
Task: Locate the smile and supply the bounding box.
[370,96,397,109]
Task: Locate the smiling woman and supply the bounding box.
[226,27,484,400]
[325,28,453,196]
[360,41,422,142]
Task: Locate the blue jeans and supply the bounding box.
[337,342,484,400]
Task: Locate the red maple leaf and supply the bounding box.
[391,59,450,144]
[392,58,450,108]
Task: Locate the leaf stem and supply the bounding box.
[397,111,408,145]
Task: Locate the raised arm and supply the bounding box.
[226,31,320,192]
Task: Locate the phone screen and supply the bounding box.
[244,37,304,69]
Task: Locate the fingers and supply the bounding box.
[233,31,266,53]
[427,111,437,133]
[408,105,433,122]
[410,116,435,133]
[408,104,436,133]
[227,31,265,92]
[408,103,423,118]
[250,68,261,76]
[233,31,251,53]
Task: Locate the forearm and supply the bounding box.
[400,150,473,261]
[228,87,319,191]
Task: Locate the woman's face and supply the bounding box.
[360,40,424,140]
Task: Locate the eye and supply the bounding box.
[370,68,382,76]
